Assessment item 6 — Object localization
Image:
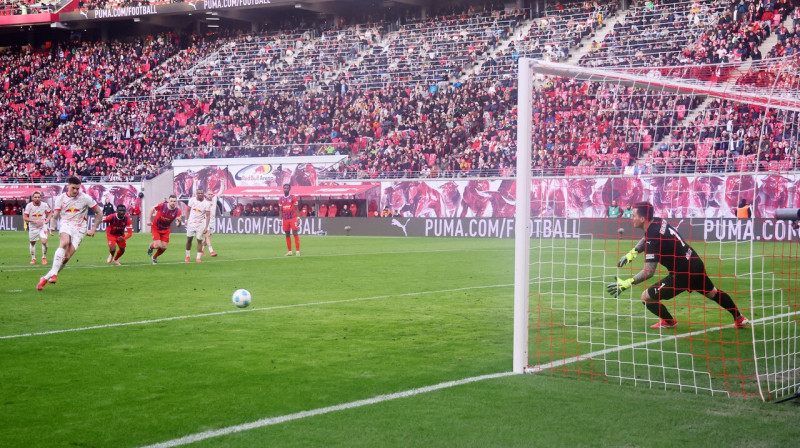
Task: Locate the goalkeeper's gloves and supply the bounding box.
[607,277,634,297]
[617,248,638,268]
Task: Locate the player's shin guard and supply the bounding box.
[294,234,300,251]
[47,247,66,279]
[115,249,125,260]
[644,301,674,321]
[155,248,166,257]
[286,236,292,251]
[42,243,47,257]
[29,243,35,258]
[709,290,740,319]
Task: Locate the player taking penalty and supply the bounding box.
[37,177,103,291]
[279,183,300,256]
[103,204,133,266]
[148,195,182,264]
[608,201,750,329]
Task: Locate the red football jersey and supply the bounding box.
[104,214,132,237]
[153,203,182,230]
[279,194,298,220]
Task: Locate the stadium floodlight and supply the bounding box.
[514,57,800,401]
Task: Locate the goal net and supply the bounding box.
[514,58,800,401]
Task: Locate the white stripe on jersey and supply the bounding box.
[54,192,97,231]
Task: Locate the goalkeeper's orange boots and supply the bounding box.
[734,315,750,329]
[650,319,677,329]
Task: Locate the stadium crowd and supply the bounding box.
[78,0,173,10]
[0,0,799,182]
[0,34,180,181]
[1,0,57,15]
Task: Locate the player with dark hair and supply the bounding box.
[147,195,183,264]
[103,204,133,266]
[609,201,750,329]
[279,183,300,256]
[37,177,103,290]
[185,188,211,263]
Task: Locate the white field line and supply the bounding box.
[526,311,796,373]
[137,311,795,448]
[137,372,517,448]
[1,275,606,340]
[0,283,515,340]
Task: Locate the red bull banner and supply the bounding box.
[171,156,343,199]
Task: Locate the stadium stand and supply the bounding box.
[1,0,56,15]
[0,0,798,181]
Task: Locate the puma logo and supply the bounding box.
[391,218,411,237]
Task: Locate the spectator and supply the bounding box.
[102,199,116,217]
[736,199,752,218]
[608,200,621,218]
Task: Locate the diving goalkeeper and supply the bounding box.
[608,201,750,330]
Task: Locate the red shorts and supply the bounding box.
[283,219,298,233]
[152,227,171,243]
[107,235,127,248]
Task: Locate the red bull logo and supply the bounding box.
[236,164,275,182]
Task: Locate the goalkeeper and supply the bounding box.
[608,201,750,330]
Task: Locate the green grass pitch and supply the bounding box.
[1,231,798,447]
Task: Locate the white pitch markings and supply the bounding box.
[525,311,795,374]
[137,311,795,448]
[0,283,514,340]
[137,371,516,448]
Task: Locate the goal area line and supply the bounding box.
[137,372,516,448]
[524,311,796,377]
[138,310,796,448]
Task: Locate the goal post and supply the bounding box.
[514,58,800,401]
[513,58,532,374]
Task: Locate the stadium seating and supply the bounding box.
[1,0,798,182]
[0,0,55,15]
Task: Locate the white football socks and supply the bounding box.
[47,247,65,279]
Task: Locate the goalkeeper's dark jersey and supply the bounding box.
[644,218,702,274]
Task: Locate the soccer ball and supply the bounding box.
[232,289,252,308]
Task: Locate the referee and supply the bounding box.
[608,201,750,329]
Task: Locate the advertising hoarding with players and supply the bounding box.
[0,183,141,209]
[1,173,798,221]
[172,158,800,219]
[0,182,143,232]
[172,156,344,194]
[376,174,800,219]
